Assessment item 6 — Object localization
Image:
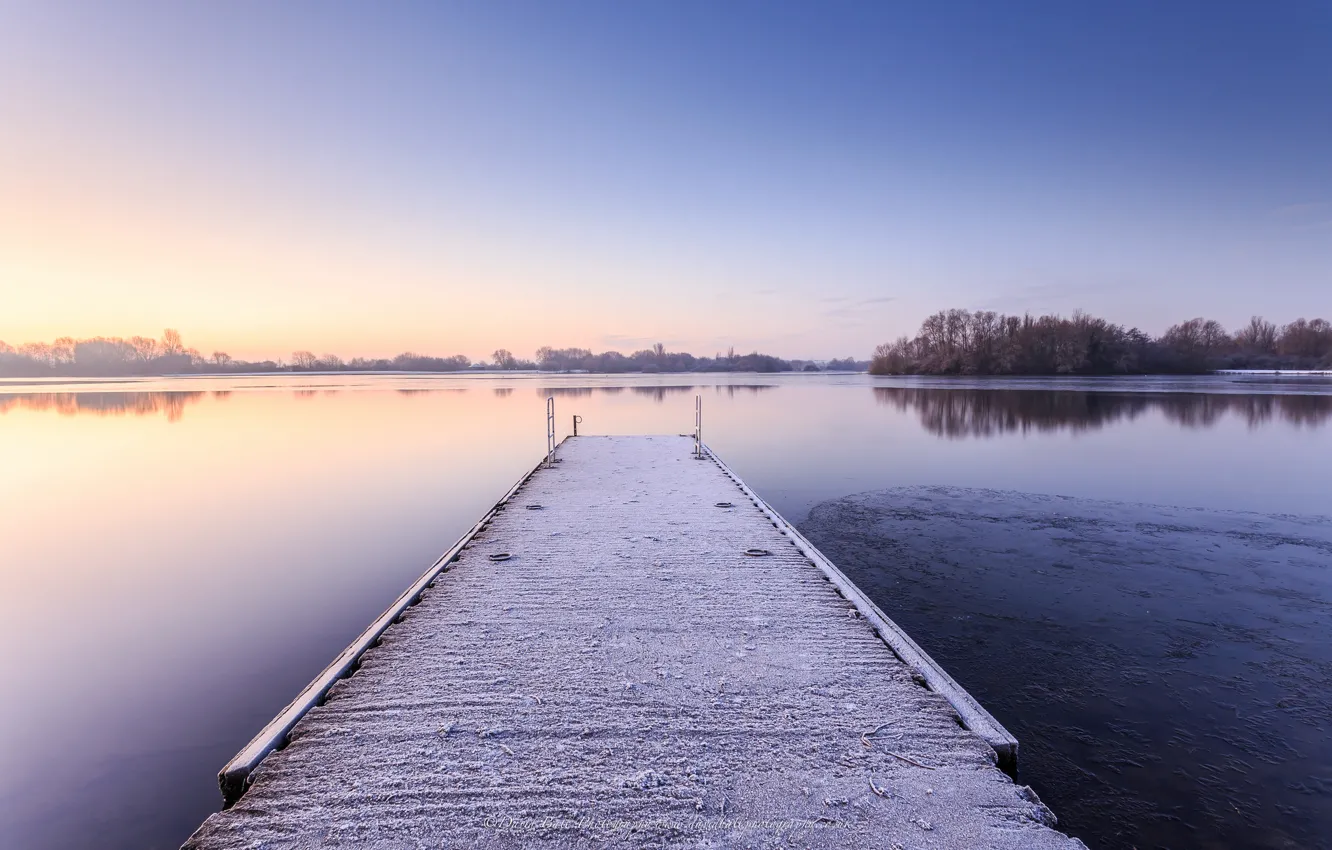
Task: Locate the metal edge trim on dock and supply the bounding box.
[216,444,561,806]
[702,445,1019,771]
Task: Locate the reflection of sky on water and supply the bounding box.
[5,374,1328,427]
[0,373,1329,849]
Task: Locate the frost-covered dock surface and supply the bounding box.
[185,436,1079,849]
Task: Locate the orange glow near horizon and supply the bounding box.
[0,172,576,361]
[0,139,826,362]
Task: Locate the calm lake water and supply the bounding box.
[1,373,1329,849]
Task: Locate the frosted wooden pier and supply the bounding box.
[185,436,1081,849]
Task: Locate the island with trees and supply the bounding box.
[869,310,1332,375]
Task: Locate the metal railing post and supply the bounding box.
[546,397,556,466]
[694,394,702,457]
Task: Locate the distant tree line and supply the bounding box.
[823,357,863,371]
[530,344,800,373]
[0,330,480,377]
[288,350,473,372]
[0,331,862,377]
[0,330,202,377]
[870,310,1332,376]
[527,345,867,373]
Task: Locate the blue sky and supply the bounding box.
[2,0,1328,359]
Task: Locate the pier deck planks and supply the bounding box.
[185,435,1081,849]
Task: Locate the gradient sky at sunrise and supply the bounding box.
[2,0,1328,361]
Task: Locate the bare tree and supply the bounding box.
[130,336,159,361]
[50,337,76,364]
[1279,318,1332,359]
[1235,316,1278,354]
[161,328,185,356]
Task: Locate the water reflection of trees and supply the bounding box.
[0,392,206,422]
[873,387,1332,438]
[536,386,698,401]
[632,386,695,402]
[716,385,776,397]
[391,388,466,396]
[532,385,773,400]
[538,387,595,398]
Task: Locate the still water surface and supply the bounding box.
[1,373,1329,849]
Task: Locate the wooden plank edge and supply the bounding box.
[703,445,1019,773]
[216,443,561,806]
